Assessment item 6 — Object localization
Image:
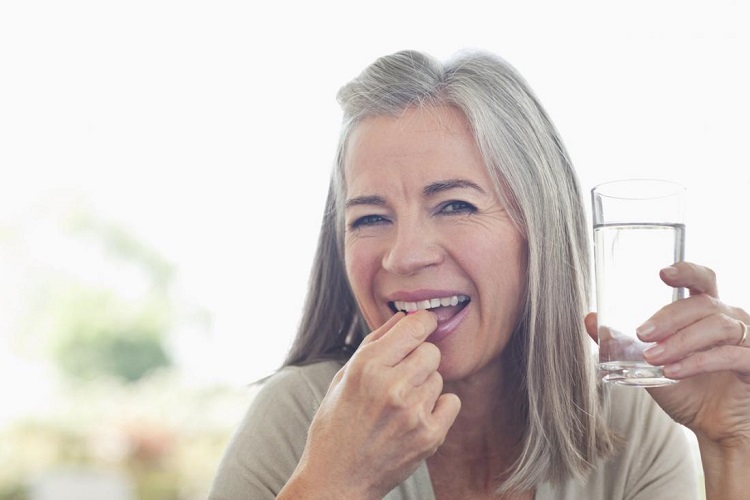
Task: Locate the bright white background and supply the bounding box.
[1,0,748,393]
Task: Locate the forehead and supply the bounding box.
[344,106,489,192]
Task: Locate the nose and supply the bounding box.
[381,219,444,276]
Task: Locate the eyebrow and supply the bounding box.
[345,178,485,209]
[423,178,486,197]
[344,195,387,209]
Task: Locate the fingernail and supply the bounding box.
[643,343,664,360]
[662,266,678,278]
[637,322,656,339]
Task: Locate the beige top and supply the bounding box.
[209,360,699,499]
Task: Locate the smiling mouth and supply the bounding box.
[388,295,470,314]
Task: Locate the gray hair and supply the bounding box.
[284,49,614,493]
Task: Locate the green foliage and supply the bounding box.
[55,326,171,383]
[48,286,172,382]
[6,200,179,383]
[0,197,226,498]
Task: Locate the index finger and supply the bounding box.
[361,312,406,345]
[660,262,719,298]
[368,310,437,366]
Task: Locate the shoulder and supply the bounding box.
[603,384,694,459]
[208,360,344,499]
[603,386,699,496]
[605,383,672,431]
[598,386,700,498]
[539,386,700,500]
[254,360,343,406]
[236,359,344,436]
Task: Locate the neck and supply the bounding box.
[429,355,527,494]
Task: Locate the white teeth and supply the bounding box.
[393,295,469,313]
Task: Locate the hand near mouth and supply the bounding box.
[279,310,461,499]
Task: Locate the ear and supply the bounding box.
[584,312,598,342]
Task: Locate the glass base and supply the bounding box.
[599,361,677,387]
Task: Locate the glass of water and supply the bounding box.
[592,179,686,387]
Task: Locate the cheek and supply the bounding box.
[469,234,527,306]
[345,242,386,329]
[344,241,378,300]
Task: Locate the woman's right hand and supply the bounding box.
[279,310,461,499]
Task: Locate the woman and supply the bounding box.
[210,50,750,499]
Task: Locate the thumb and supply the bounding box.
[584,312,598,342]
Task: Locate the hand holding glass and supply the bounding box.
[592,179,686,387]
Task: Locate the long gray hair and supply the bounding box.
[284,49,614,493]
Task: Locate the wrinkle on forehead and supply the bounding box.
[340,104,525,240]
[344,105,482,191]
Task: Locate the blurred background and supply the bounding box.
[0,0,747,498]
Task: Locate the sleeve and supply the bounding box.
[208,362,340,500]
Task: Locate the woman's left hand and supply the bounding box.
[587,261,750,498]
[586,262,750,446]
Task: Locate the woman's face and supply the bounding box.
[343,105,528,381]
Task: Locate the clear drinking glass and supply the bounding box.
[592,179,686,387]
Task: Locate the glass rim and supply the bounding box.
[591,178,685,201]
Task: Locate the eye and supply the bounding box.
[349,214,389,230]
[439,200,477,215]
